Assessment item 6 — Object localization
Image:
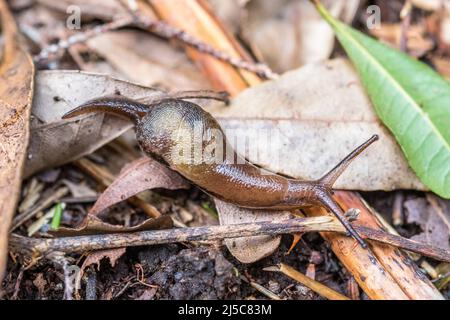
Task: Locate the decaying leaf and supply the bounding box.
[80,248,126,272]
[215,199,293,263]
[242,0,360,72]
[207,0,245,34]
[26,70,166,177]
[405,195,450,250]
[434,57,450,80]
[90,157,189,215]
[86,30,211,90]
[32,273,47,296]
[370,23,434,57]
[49,214,172,237]
[209,58,424,191]
[0,0,34,279]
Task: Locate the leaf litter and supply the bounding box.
[3,0,450,300]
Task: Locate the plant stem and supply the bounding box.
[9,216,450,262]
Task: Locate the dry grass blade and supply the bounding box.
[264,263,350,300]
[0,0,34,279]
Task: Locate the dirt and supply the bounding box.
[2,230,355,300]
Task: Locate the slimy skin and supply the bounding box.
[63,95,378,248]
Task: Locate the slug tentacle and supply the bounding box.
[315,187,368,248]
[308,134,378,248]
[62,95,148,123]
[318,134,379,188]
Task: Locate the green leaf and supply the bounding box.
[313,1,450,198]
[50,202,65,230]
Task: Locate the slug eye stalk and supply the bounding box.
[315,134,379,248]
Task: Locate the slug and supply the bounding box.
[63,94,378,248]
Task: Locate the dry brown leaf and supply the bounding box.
[433,57,450,80]
[49,214,172,237]
[90,157,189,215]
[404,195,450,250]
[0,0,34,279]
[26,70,167,177]
[81,248,126,272]
[242,0,360,72]
[32,273,47,296]
[85,30,211,90]
[16,3,68,49]
[214,199,293,263]
[370,23,434,57]
[208,58,424,191]
[207,0,246,34]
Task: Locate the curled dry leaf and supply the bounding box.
[214,199,293,263]
[80,248,126,273]
[242,0,360,72]
[90,157,189,215]
[405,195,450,250]
[49,214,172,237]
[27,71,166,177]
[209,58,424,191]
[0,0,34,279]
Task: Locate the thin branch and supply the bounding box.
[135,15,278,80]
[34,16,135,63]
[264,263,350,300]
[9,216,450,262]
[34,15,277,80]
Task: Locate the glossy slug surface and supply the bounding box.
[63,95,378,248]
[135,99,318,208]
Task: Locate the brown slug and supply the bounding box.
[63,94,378,248]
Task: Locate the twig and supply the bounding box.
[135,15,277,80]
[248,280,282,300]
[9,216,450,262]
[34,15,277,80]
[240,275,282,300]
[264,263,350,300]
[374,204,439,279]
[11,268,24,300]
[47,252,75,300]
[34,16,135,63]
[347,276,360,300]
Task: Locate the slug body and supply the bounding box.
[63,95,378,247]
